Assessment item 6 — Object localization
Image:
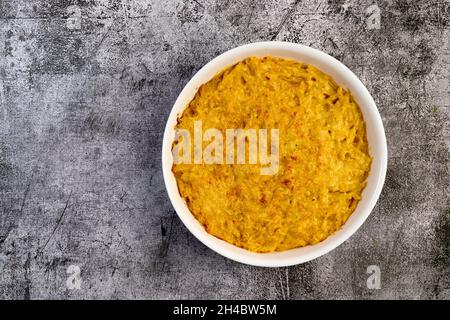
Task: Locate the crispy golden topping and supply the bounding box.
[172,56,371,252]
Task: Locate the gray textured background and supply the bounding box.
[0,0,449,300]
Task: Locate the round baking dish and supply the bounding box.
[162,42,387,267]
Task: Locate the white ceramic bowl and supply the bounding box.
[162,42,387,267]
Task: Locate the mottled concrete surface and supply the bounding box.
[0,0,449,300]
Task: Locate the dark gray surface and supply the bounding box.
[0,0,449,299]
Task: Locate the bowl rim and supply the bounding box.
[162,41,387,267]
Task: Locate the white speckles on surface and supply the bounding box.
[0,0,449,299]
